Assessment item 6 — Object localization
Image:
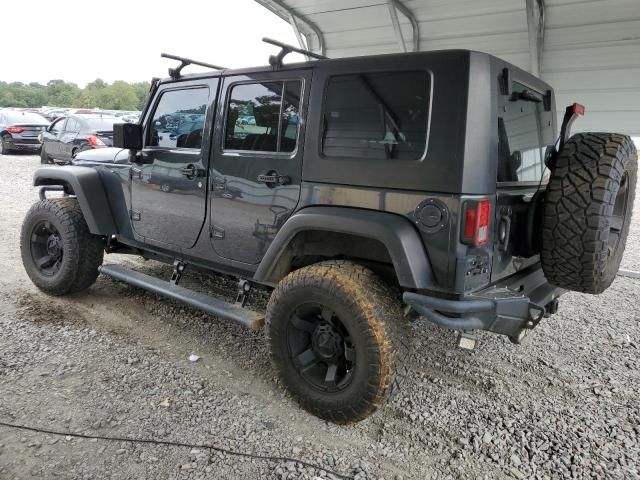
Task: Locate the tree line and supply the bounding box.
[0,79,150,111]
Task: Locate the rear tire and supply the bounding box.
[20,198,105,295]
[542,133,637,293]
[1,136,11,155]
[266,260,410,423]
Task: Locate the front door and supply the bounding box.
[130,79,218,249]
[210,71,311,264]
[43,117,66,157]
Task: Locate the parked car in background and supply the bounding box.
[40,114,121,164]
[0,109,50,154]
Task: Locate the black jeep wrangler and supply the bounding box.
[21,41,637,423]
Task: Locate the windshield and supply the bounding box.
[4,111,49,124]
[83,117,120,130]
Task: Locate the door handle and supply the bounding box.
[257,172,290,186]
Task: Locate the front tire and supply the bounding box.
[20,198,105,295]
[266,261,409,423]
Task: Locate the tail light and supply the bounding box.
[7,126,25,134]
[462,199,491,246]
[86,135,105,146]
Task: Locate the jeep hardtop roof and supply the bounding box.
[149,49,555,195]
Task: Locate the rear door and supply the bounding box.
[59,117,79,160]
[209,70,310,264]
[129,79,218,249]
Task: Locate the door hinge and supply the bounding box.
[129,210,141,221]
[210,225,225,239]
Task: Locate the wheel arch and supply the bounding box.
[253,206,434,289]
[33,166,117,235]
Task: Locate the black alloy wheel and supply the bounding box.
[29,220,64,276]
[286,303,356,393]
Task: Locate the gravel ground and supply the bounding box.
[0,152,639,480]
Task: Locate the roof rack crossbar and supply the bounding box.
[262,37,327,69]
[161,53,225,80]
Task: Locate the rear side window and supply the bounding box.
[148,87,209,149]
[497,82,551,183]
[65,118,79,132]
[321,71,430,160]
[224,81,302,153]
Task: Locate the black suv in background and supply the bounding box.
[40,114,120,164]
[0,110,50,154]
[21,44,637,423]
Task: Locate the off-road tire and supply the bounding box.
[20,198,104,295]
[266,260,410,423]
[40,146,52,164]
[542,133,637,293]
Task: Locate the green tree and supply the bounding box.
[0,79,150,110]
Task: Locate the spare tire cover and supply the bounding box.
[542,133,637,294]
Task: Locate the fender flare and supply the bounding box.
[33,166,117,235]
[254,206,434,289]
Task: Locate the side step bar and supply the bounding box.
[98,264,264,330]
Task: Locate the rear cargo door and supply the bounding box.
[492,81,555,282]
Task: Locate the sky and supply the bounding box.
[5,0,306,86]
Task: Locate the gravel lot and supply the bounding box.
[0,152,638,479]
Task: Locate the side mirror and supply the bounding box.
[114,122,143,150]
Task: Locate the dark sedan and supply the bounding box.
[40,114,121,164]
[0,110,50,154]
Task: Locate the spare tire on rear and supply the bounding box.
[542,133,637,294]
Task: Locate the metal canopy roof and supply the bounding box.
[255,0,640,135]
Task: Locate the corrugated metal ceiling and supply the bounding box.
[255,0,640,135]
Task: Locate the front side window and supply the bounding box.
[51,118,66,133]
[224,81,302,153]
[149,87,209,149]
[322,71,430,160]
[497,82,550,183]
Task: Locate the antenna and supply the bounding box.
[262,37,327,69]
[161,53,225,80]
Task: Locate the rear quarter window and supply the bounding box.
[321,71,430,161]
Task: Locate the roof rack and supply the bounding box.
[161,53,225,80]
[262,37,327,69]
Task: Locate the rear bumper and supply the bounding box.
[6,138,41,150]
[403,263,563,340]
